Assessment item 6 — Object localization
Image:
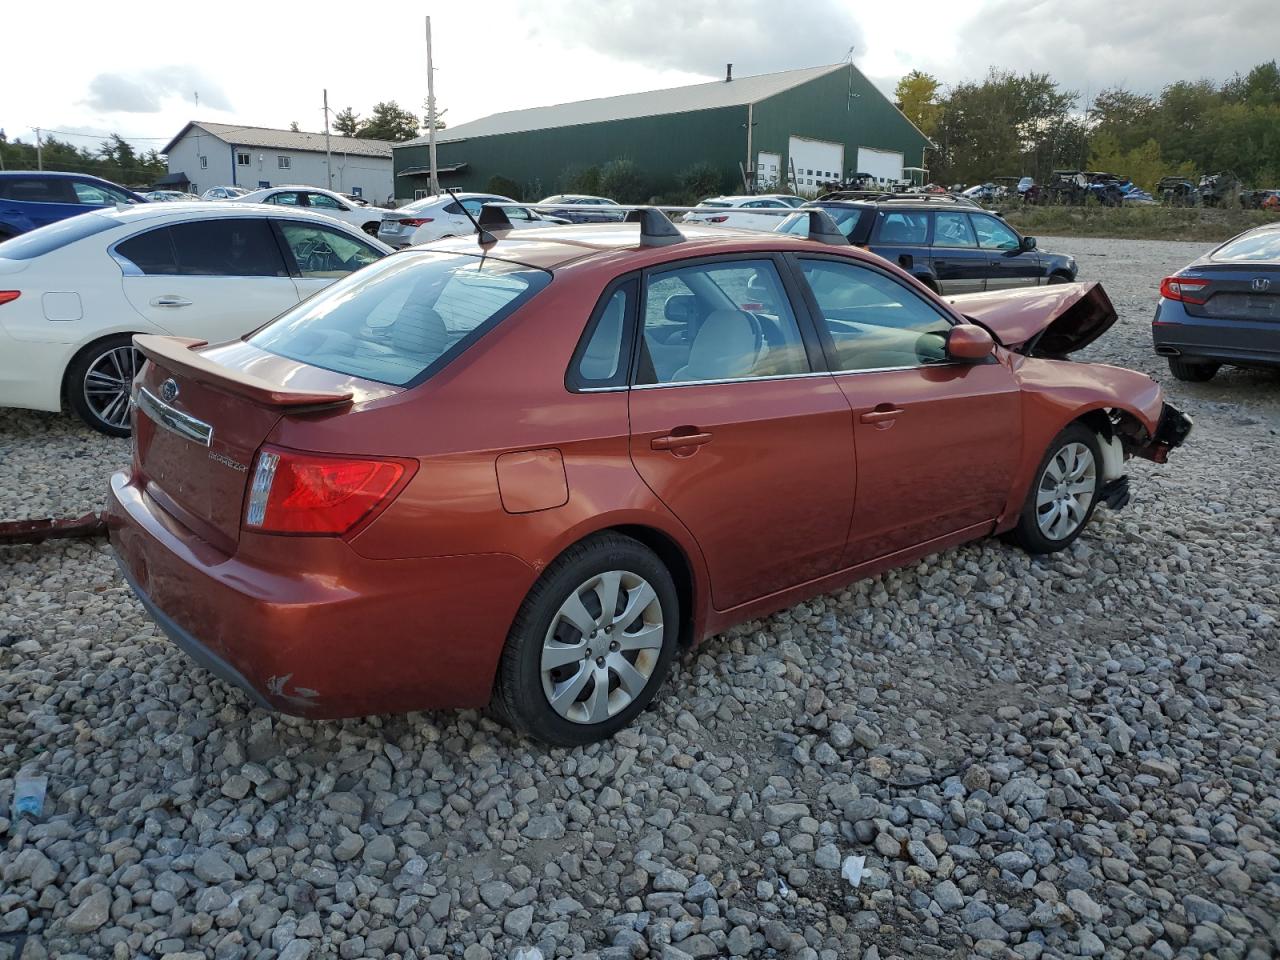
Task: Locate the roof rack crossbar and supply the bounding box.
[623,207,684,246]
[807,209,849,245]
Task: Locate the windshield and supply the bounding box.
[698,201,732,208]
[249,250,551,386]
[0,213,118,260]
[1212,229,1280,263]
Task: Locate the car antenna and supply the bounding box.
[448,187,498,246]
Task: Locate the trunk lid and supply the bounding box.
[131,335,389,552]
[1174,263,1279,322]
[947,281,1117,357]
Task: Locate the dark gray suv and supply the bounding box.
[778,197,1077,294]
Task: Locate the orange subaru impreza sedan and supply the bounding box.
[107,209,1190,745]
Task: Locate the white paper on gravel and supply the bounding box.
[841,855,866,887]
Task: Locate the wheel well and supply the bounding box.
[611,524,697,648]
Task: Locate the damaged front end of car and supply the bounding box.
[1113,401,1194,465]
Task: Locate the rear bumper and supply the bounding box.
[107,470,535,718]
[0,322,70,413]
[1152,298,1280,367]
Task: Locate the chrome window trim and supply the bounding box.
[134,385,213,447]
[577,363,966,393]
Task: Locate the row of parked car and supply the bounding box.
[0,168,1274,439]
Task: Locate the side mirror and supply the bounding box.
[1020,235,1037,251]
[947,324,996,361]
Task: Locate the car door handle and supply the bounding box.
[860,406,904,424]
[651,430,713,451]
[150,296,192,308]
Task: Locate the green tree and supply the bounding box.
[333,107,361,137]
[894,70,942,137]
[678,162,725,202]
[486,175,523,200]
[560,164,602,195]
[599,157,644,202]
[1088,134,1197,191]
[356,102,421,142]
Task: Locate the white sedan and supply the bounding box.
[235,186,387,236]
[681,195,797,231]
[377,193,565,248]
[0,203,390,435]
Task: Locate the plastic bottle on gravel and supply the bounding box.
[12,767,48,818]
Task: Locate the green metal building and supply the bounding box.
[392,63,931,203]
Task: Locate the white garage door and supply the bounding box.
[788,137,844,193]
[856,147,905,185]
[757,151,782,190]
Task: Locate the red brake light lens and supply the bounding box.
[0,291,20,306]
[245,446,416,535]
[707,215,729,224]
[399,217,432,227]
[1159,276,1209,305]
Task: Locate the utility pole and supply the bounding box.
[426,16,440,195]
[35,128,42,170]
[323,89,333,189]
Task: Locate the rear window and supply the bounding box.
[778,207,865,240]
[0,213,118,260]
[249,251,550,386]
[1212,229,1280,262]
[698,201,732,208]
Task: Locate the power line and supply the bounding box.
[18,126,172,142]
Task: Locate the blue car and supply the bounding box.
[1152,224,1280,380]
[0,171,147,239]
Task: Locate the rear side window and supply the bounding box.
[876,211,928,244]
[115,227,179,274]
[0,177,76,203]
[250,251,550,386]
[167,219,287,277]
[1212,229,1280,262]
[569,279,636,389]
[0,214,117,260]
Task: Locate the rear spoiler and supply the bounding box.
[133,336,354,407]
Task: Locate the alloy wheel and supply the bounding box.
[1035,441,1097,540]
[540,570,664,725]
[83,345,141,430]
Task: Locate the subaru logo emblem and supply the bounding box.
[1252,277,1271,292]
[160,378,179,403]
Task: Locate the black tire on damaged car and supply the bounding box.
[491,532,680,746]
[1167,357,1219,382]
[1004,422,1104,555]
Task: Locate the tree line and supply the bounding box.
[895,61,1280,190]
[0,131,167,187]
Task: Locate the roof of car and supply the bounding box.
[0,170,120,181]
[82,202,387,230]
[425,221,862,271]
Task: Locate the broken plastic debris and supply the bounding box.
[510,949,544,960]
[12,769,48,818]
[776,877,789,896]
[841,855,866,888]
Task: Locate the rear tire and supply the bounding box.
[65,334,141,437]
[491,532,679,746]
[1004,423,1102,555]
[1167,357,1219,382]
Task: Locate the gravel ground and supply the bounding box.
[1,237,1277,960]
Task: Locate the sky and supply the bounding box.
[1,0,1276,154]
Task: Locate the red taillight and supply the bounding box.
[398,217,432,227]
[244,446,416,536]
[1159,275,1209,305]
[0,291,20,306]
[707,215,729,224]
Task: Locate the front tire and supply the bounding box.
[491,533,679,746]
[1005,424,1103,554]
[1167,357,1219,382]
[66,334,141,437]
[361,222,380,236]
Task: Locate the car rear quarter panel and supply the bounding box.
[998,354,1165,529]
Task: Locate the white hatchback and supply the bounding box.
[0,203,391,435]
[234,186,387,236]
[681,195,798,231]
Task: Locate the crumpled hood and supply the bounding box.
[947,281,1117,356]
